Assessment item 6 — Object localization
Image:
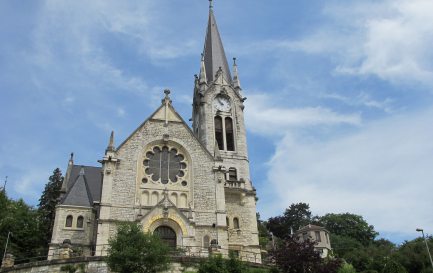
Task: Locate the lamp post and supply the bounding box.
[2,231,11,261]
[416,228,433,270]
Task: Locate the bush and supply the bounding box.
[106,222,170,273]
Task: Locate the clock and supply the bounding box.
[213,95,231,112]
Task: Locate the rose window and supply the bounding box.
[143,146,187,185]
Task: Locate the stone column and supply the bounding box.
[1,253,15,268]
[59,240,73,259]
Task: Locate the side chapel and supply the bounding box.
[48,2,261,263]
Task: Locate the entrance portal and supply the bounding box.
[154,226,176,248]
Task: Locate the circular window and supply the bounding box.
[143,146,187,184]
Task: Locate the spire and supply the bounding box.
[199,53,207,85]
[106,131,115,153]
[232,57,241,90]
[203,2,232,83]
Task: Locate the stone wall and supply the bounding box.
[0,256,268,273]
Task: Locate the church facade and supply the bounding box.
[48,4,261,263]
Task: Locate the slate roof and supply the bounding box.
[203,7,232,83]
[61,165,102,206]
[296,224,328,233]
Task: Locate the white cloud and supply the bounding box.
[241,0,433,88]
[245,94,361,136]
[321,92,394,113]
[261,107,433,237]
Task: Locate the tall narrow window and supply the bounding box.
[77,216,84,228]
[228,168,237,181]
[225,117,235,151]
[203,235,210,248]
[315,231,321,242]
[215,116,224,150]
[233,217,240,229]
[226,217,230,227]
[65,215,73,227]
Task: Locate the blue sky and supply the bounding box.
[1,0,433,244]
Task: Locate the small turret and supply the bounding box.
[232,57,241,91]
[60,153,74,197]
[105,131,115,154]
[199,53,207,86]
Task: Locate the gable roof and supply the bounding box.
[61,165,102,206]
[116,99,215,161]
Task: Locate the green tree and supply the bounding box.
[267,203,312,239]
[197,254,229,273]
[392,237,433,273]
[338,263,357,273]
[271,236,341,273]
[382,260,407,273]
[317,213,378,246]
[0,192,45,262]
[38,168,64,249]
[106,222,170,273]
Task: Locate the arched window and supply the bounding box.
[214,116,224,150]
[226,217,230,227]
[233,217,240,229]
[228,168,237,181]
[203,235,210,248]
[77,216,84,228]
[225,117,235,151]
[65,215,73,227]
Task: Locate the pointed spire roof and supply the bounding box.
[106,131,115,153]
[203,2,232,83]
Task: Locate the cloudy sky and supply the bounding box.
[1,0,432,243]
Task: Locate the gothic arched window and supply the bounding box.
[143,146,187,184]
[225,117,235,151]
[65,215,73,227]
[233,217,240,229]
[203,235,210,248]
[214,116,224,150]
[77,216,84,228]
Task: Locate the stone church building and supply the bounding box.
[48,3,262,263]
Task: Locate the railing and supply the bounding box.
[224,180,245,189]
[8,244,265,266]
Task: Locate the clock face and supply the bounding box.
[213,96,231,112]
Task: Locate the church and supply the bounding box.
[48,2,261,263]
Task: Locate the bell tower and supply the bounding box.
[192,1,252,190]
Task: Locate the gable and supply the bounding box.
[117,100,214,160]
[151,105,182,123]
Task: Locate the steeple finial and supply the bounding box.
[209,0,213,10]
[69,153,74,163]
[232,57,241,90]
[162,89,172,125]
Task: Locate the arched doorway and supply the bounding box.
[154,226,177,248]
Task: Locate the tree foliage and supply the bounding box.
[382,260,408,273]
[317,213,378,246]
[38,168,64,250]
[337,262,357,273]
[271,236,342,273]
[267,203,312,239]
[0,191,45,262]
[106,222,171,273]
